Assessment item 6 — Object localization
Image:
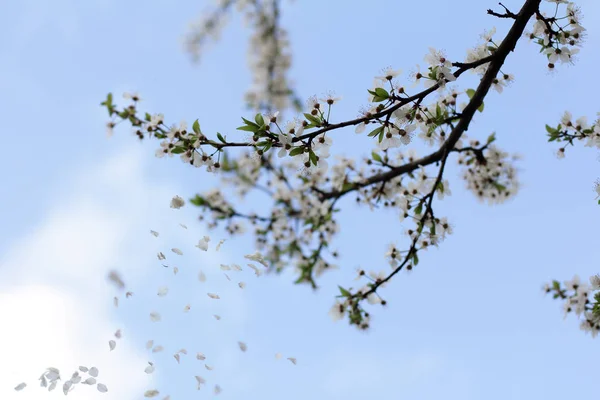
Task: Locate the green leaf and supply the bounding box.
[255,113,265,127]
[171,146,186,154]
[371,151,383,162]
[303,113,321,125]
[308,149,318,166]
[478,101,484,113]
[367,126,384,137]
[338,286,351,297]
[486,133,496,144]
[374,88,389,99]
[341,182,354,192]
[466,89,475,99]
[412,252,419,266]
[414,203,423,215]
[289,147,305,157]
[378,130,385,143]
[237,125,259,132]
[190,195,206,206]
[545,124,555,134]
[193,120,201,134]
[145,112,152,122]
[217,132,226,143]
[242,117,259,128]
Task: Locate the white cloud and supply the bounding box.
[0,146,175,398]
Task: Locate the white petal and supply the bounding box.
[198,271,207,282]
[144,363,155,374]
[84,377,96,384]
[150,230,159,237]
[89,367,99,377]
[48,381,57,391]
[216,239,226,251]
[196,352,206,360]
[173,267,179,275]
[238,341,247,352]
[178,348,188,355]
[214,384,222,395]
[157,252,166,260]
[275,353,282,359]
[113,297,119,307]
[114,329,122,339]
[97,383,108,393]
[183,304,191,312]
[14,382,27,391]
[150,312,161,322]
[171,248,183,255]
[40,376,47,387]
[174,354,180,364]
[107,270,126,289]
[231,264,242,271]
[79,366,88,372]
[144,389,160,398]
[179,223,188,229]
[205,364,213,370]
[287,357,297,365]
[224,273,231,281]
[146,340,154,350]
[220,264,231,271]
[247,264,261,277]
[238,282,246,289]
[163,396,171,400]
[213,314,221,320]
[195,375,205,389]
[126,291,134,298]
[157,286,169,297]
[109,340,116,351]
[152,345,164,353]
[62,380,73,395]
[207,293,220,299]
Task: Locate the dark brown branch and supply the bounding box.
[319,0,541,201]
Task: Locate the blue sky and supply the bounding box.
[1,0,599,399]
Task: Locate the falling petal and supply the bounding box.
[195,236,210,251]
[183,304,191,312]
[71,371,81,383]
[195,376,205,389]
[205,364,213,371]
[214,385,222,395]
[238,341,247,352]
[79,366,88,372]
[196,352,206,360]
[97,383,108,393]
[157,252,166,260]
[216,239,226,251]
[150,312,161,322]
[144,389,160,398]
[152,345,164,353]
[174,354,180,364]
[113,296,119,307]
[48,381,57,391]
[171,248,183,256]
[144,362,155,374]
[207,293,220,300]
[275,353,282,360]
[173,267,179,275]
[231,264,242,271]
[178,348,188,355]
[157,286,169,297]
[89,367,99,377]
[198,271,206,282]
[179,223,188,229]
[247,264,261,277]
[213,314,221,320]
[220,264,231,271]
[287,357,297,365]
[224,274,231,281]
[107,270,126,289]
[163,396,171,400]
[109,340,116,351]
[84,377,97,385]
[14,382,27,391]
[146,340,154,350]
[114,329,122,339]
[150,230,159,237]
[126,291,134,298]
[63,380,73,395]
[170,195,185,209]
[244,251,268,267]
[238,282,246,289]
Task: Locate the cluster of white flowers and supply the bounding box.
[544,274,600,338]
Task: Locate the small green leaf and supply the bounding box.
[145,112,152,122]
[545,124,555,134]
[237,125,259,132]
[414,203,423,215]
[217,132,226,143]
[255,113,265,126]
[487,133,496,144]
[374,87,389,99]
[289,147,305,157]
[303,113,321,125]
[477,101,484,113]
[338,286,351,297]
[367,126,384,137]
[193,120,201,134]
[308,149,318,166]
[412,252,419,266]
[466,89,475,99]
[371,151,383,162]
[190,195,206,206]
